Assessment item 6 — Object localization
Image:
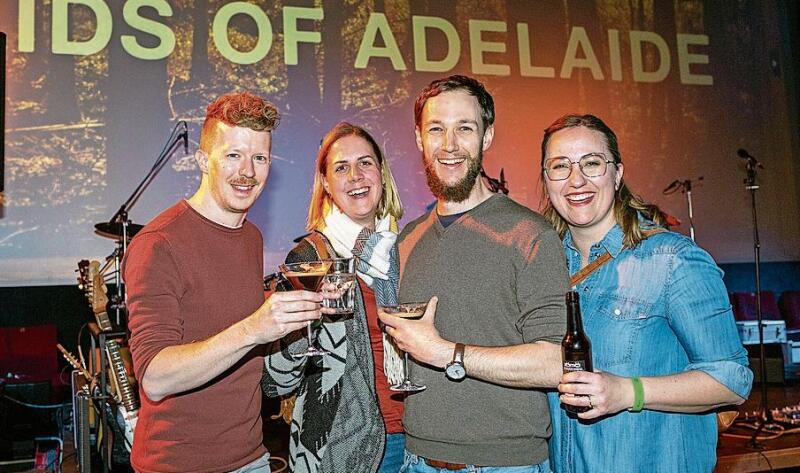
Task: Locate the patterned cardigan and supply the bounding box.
[261,233,399,473]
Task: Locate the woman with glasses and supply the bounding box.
[540,114,752,472]
[262,122,406,473]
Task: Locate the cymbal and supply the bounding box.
[94,222,144,240]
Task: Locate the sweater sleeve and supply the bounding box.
[515,227,569,344]
[123,232,184,382]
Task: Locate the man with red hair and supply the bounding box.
[124,92,323,473]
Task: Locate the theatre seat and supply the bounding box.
[730,291,782,321]
[779,291,800,330]
[0,325,67,399]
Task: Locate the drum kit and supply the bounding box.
[84,218,144,327]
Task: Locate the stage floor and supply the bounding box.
[716,382,800,473]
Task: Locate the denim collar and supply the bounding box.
[563,224,625,260]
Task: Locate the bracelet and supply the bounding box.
[629,377,644,412]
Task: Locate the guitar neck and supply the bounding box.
[105,339,139,414]
[95,311,113,332]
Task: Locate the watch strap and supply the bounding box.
[453,343,465,364]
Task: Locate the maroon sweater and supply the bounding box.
[123,201,267,473]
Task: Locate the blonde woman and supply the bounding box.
[263,122,405,473]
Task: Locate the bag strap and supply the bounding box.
[569,252,612,287]
[304,231,333,260]
[568,227,667,287]
[642,228,667,238]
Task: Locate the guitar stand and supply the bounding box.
[88,323,128,473]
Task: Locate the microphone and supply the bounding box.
[182,122,189,155]
[737,148,753,159]
[662,180,681,194]
[737,148,764,169]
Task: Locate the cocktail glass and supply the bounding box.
[378,302,428,392]
[279,260,332,358]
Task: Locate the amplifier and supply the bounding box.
[746,344,785,384]
[71,370,93,473]
[0,380,52,460]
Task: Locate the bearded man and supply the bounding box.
[380,75,569,473]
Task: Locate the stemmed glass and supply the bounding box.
[279,260,332,358]
[378,302,429,392]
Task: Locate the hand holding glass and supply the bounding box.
[279,260,332,358]
[378,302,428,392]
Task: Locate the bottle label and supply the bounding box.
[563,360,587,373]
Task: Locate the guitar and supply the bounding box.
[77,260,113,332]
[57,343,93,384]
[76,260,139,451]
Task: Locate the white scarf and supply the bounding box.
[321,205,397,287]
[320,204,404,386]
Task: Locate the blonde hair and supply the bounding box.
[306,122,403,231]
[539,114,667,248]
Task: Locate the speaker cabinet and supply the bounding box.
[71,370,93,473]
[0,380,54,461]
[747,344,786,384]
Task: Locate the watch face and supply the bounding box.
[446,363,466,380]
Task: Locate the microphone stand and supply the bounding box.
[103,121,188,326]
[684,180,696,242]
[744,157,770,449]
[662,177,703,241]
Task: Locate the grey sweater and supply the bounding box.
[398,194,568,466]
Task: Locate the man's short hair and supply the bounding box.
[414,75,495,130]
[200,92,280,151]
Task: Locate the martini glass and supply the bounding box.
[378,302,429,392]
[279,260,332,358]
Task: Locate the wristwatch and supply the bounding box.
[445,343,466,381]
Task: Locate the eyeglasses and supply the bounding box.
[543,153,616,181]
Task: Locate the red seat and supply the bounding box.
[730,291,782,322]
[0,325,67,398]
[779,291,800,330]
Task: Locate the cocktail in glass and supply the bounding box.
[279,260,332,358]
[378,302,428,392]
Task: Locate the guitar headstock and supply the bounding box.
[77,259,90,291]
[77,260,109,316]
[89,261,109,316]
[57,343,92,380]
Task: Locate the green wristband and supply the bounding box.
[630,377,644,412]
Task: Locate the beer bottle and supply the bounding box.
[561,290,593,413]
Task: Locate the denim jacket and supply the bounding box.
[548,223,753,473]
